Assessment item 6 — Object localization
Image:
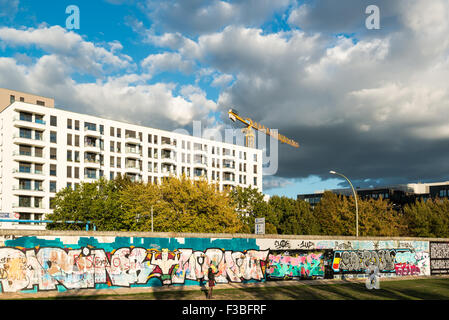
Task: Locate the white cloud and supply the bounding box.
[141,52,195,75]
[0,26,134,75]
[211,73,234,88]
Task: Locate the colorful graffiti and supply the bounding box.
[267,251,325,279]
[0,235,434,294]
[331,249,428,276]
[0,246,269,293]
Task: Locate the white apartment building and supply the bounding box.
[0,89,262,230]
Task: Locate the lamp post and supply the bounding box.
[330,170,359,237]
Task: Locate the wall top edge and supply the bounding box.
[0,229,447,242]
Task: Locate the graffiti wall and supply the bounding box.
[0,233,437,294]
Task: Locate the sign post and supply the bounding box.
[255,217,265,235]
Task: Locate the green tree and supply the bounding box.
[403,198,449,238]
[119,176,244,233]
[230,186,278,234]
[46,176,131,231]
[313,191,403,236]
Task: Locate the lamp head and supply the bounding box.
[329,170,336,175]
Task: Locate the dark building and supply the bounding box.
[298,181,449,210]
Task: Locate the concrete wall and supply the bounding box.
[0,88,54,112]
[0,230,447,294]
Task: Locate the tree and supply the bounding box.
[119,176,245,233]
[313,191,402,236]
[46,176,131,231]
[230,186,278,234]
[403,198,449,238]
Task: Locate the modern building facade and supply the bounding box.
[298,181,449,210]
[0,89,263,230]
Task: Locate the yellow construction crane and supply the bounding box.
[228,109,299,149]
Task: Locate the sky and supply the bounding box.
[0,0,448,199]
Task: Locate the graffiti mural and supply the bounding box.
[331,249,428,276]
[0,246,269,293]
[0,234,433,294]
[266,251,326,279]
[430,242,449,275]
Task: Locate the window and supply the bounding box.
[50,131,57,143]
[10,95,15,104]
[50,164,57,176]
[110,127,115,136]
[50,148,57,160]
[148,134,152,143]
[117,142,121,153]
[67,166,72,178]
[35,147,43,158]
[100,125,104,135]
[75,135,80,147]
[34,197,43,208]
[35,164,43,175]
[19,196,32,208]
[36,100,45,106]
[110,156,115,167]
[110,172,114,180]
[154,135,157,144]
[49,181,57,193]
[74,167,79,179]
[67,119,72,129]
[20,97,25,102]
[110,141,115,152]
[85,122,96,131]
[67,150,72,161]
[254,165,257,174]
[74,151,80,162]
[50,115,57,126]
[19,112,32,122]
[35,114,45,124]
[34,181,43,191]
[19,162,31,173]
[67,133,72,146]
[19,179,32,190]
[117,128,121,138]
[19,128,32,139]
[19,145,32,156]
[116,157,121,168]
[85,168,96,179]
[35,131,43,141]
[75,120,80,130]
[254,177,257,186]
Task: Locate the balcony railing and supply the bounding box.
[14,116,46,125]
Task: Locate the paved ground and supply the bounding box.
[2,275,449,300]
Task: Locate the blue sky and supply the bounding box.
[1,0,448,199]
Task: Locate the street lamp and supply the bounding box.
[330,170,359,237]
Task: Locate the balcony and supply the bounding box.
[12,168,45,179]
[222,161,236,172]
[12,186,45,195]
[13,115,46,130]
[84,126,101,138]
[12,150,46,163]
[84,141,101,153]
[125,134,141,145]
[84,157,101,168]
[125,147,142,158]
[125,162,141,174]
[13,132,46,147]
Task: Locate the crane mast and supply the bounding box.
[228,109,299,148]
